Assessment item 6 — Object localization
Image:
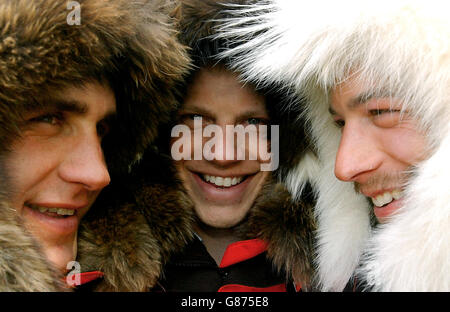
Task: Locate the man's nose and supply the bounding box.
[59,132,111,191]
[334,122,382,182]
[203,125,242,167]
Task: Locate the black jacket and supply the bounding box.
[157,236,293,292]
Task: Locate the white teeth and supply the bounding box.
[203,175,244,187]
[392,190,402,200]
[56,208,75,216]
[215,177,224,186]
[29,204,75,216]
[371,190,403,207]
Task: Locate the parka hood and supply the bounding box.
[0,0,189,291]
[214,0,450,291]
[76,0,316,291]
[0,0,190,173]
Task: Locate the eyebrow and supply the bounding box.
[328,89,392,115]
[48,99,89,115]
[180,104,269,122]
[180,105,213,118]
[46,98,117,120]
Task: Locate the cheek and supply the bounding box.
[6,137,61,208]
[383,127,427,166]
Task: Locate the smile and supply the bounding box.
[27,203,78,218]
[188,170,258,204]
[370,189,403,207]
[201,174,246,188]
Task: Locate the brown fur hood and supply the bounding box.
[0,0,189,291]
[77,150,316,291]
[0,197,67,291]
[0,0,189,172]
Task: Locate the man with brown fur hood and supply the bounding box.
[0,0,188,291]
[76,0,317,292]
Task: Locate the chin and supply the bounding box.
[37,233,77,272]
[197,209,249,229]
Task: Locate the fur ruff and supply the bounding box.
[0,200,67,291]
[77,151,316,291]
[0,0,189,291]
[215,0,450,291]
[0,0,190,173]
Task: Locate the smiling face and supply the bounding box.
[330,77,427,223]
[6,82,116,271]
[173,67,270,229]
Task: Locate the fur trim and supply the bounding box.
[174,0,250,64]
[0,200,66,291]
[77,152,316,291]
[242,178,316,288]
[215,0,450,291]
[0,0,189,291]
[77,0,315,292]
[77,152,196,292]
[0,0,190,173]
[174,0,313,181]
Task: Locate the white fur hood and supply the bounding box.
[216,0,450,291]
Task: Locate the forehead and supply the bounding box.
[184,67,266,115]
[330,77,366,108]
[52,82,116,115]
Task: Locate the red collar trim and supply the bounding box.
[66,271,104,288]
[219,238,268,268]
[218,283,286,292]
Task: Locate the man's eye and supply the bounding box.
[97,120,111,138]
[28,113,63,125]
[334,119,345,128]
[184,113,202,121]
[179,113,203,123]
[369,109,400,116]
[370,109,402,128]
[178,113,207,129]
[190,114,203,120]
[247,118,268,125]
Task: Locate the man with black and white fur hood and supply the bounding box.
[215,0,450,291]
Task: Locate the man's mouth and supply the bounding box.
[200,174,248,188]
[27,203,76,218]
[370,189,403,207]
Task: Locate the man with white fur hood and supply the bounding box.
[215,0,450,291]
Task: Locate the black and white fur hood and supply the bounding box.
[215,0,450,291]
